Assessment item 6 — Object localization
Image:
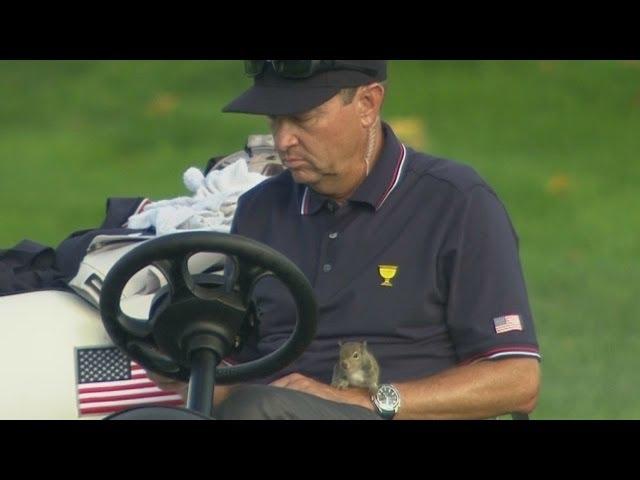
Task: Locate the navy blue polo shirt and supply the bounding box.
[230,123,540,385]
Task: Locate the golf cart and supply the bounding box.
[0,230,317,420]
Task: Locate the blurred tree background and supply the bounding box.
[1,60,638,418]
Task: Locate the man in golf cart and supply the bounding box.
[151,60,542,420]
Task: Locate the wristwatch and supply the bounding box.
[371,384,401,420]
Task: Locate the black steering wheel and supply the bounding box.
[99,231,317,388]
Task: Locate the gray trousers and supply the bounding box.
[215,385,381,420]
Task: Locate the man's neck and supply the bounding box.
[327,123,385,205]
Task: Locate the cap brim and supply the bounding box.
[222,85,341,116]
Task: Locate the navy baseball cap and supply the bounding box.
[222,60,387,116]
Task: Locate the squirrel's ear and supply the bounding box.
[363,340,368,348]
[338,340,343,347]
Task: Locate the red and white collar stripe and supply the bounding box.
[299,143,407,215]
[300,186,310,215]
[375,143,407,210]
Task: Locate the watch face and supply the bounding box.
[376,385,400,410]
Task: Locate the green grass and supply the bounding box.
[1,60,638,418]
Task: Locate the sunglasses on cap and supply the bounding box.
[244,60,378,79]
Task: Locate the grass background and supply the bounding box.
[1,60,638,418]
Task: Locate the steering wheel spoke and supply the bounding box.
[235,258,275,300]
[153,258,194,303]
[127,340,183,373]
[117,310,155,339]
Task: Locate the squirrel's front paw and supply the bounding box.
[334,380,350,390]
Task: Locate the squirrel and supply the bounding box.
[331,341,380,394]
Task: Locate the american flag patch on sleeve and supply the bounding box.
[75,346,184,417]
[493,315,523,334]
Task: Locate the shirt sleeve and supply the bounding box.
[444,185,541,364]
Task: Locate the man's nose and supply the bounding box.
[272,118,299,152]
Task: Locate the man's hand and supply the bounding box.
[146,370,188,400]
[270,373,373,411]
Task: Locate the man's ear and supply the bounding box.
[357,83,385,128]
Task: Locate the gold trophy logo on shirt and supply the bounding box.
[378,265,398,287]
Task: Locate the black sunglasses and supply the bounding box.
[244,60,378,79]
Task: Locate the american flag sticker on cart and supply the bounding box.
[75,346,184,417]
[493,315,523,334]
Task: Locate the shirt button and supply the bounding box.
[328,232,338,239]
[323,264,332,273]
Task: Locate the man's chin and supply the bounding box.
[289,168,320,186]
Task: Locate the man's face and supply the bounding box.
[268,92,365,194]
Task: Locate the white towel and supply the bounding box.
[127,158,267,236]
